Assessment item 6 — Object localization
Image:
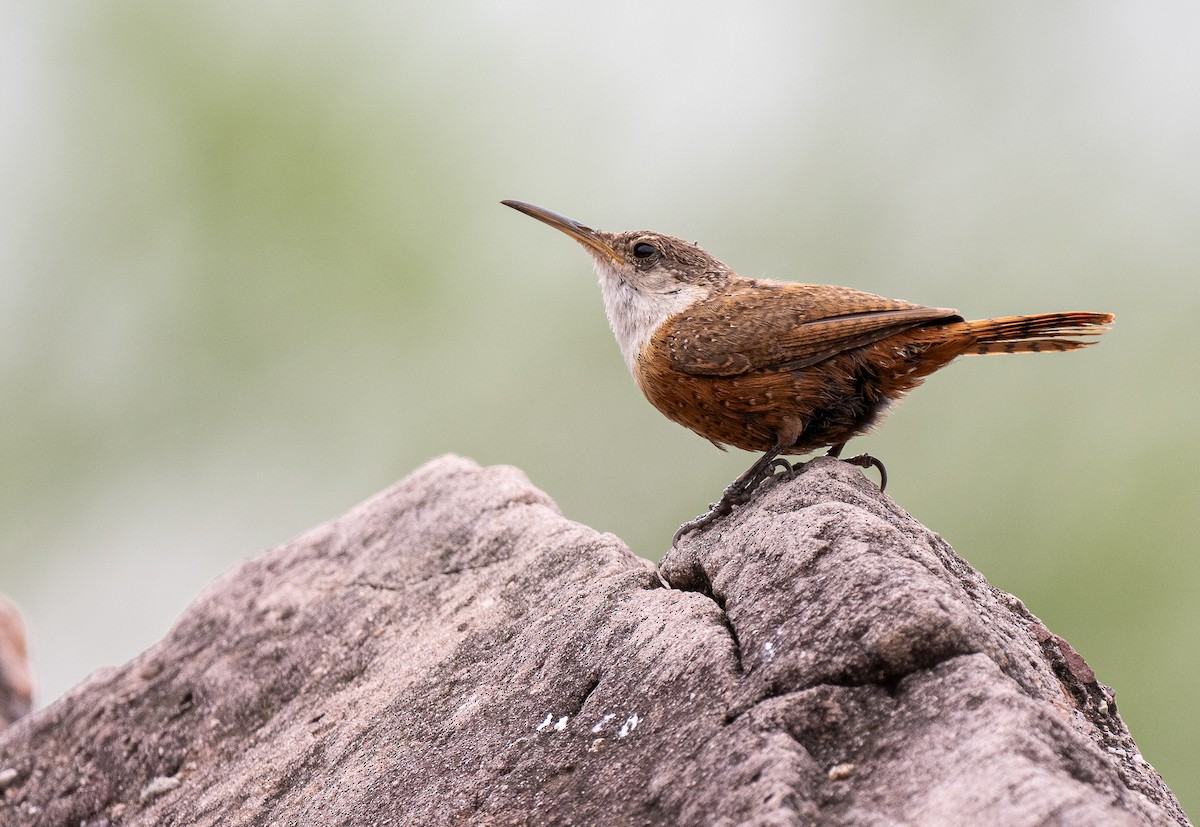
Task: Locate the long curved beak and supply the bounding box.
[501,200,622,263]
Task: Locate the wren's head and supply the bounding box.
[502,200,734,373]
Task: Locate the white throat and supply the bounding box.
[590,256,706,375]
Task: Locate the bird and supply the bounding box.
[501,200,1113,543]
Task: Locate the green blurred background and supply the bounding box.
[2,1,1196,814]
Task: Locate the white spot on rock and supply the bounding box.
[452,693,478,719]
[617,714,642,738]
[536,713,568,733]
[139,775,181,803]
[591,713,616,733]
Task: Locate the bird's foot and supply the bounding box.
[838,453,888,491]
[671,501,731,547]
[767,457,798,479]
[672,457,803,546]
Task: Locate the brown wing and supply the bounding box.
[662,280,961,376]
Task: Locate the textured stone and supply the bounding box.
[0,455,1188,826]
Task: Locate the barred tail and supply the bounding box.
[958,312,1114,355]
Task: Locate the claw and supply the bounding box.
[672,506,726,546]
[840,453,888,491]
[674,448,810,546]
[768,457,797,479]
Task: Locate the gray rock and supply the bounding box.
[0,455,1188,826]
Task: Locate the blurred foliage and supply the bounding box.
[1,1,1197,816]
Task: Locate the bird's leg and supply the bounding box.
[673,446,793,546]
[826,443,888,491]
[724,447,788,502]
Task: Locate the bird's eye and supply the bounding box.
[633,242,658,260]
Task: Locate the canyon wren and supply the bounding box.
[501,200,1113,543]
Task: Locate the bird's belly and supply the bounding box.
[635,358,890,455]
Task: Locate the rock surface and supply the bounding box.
[0,454,1189,826]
